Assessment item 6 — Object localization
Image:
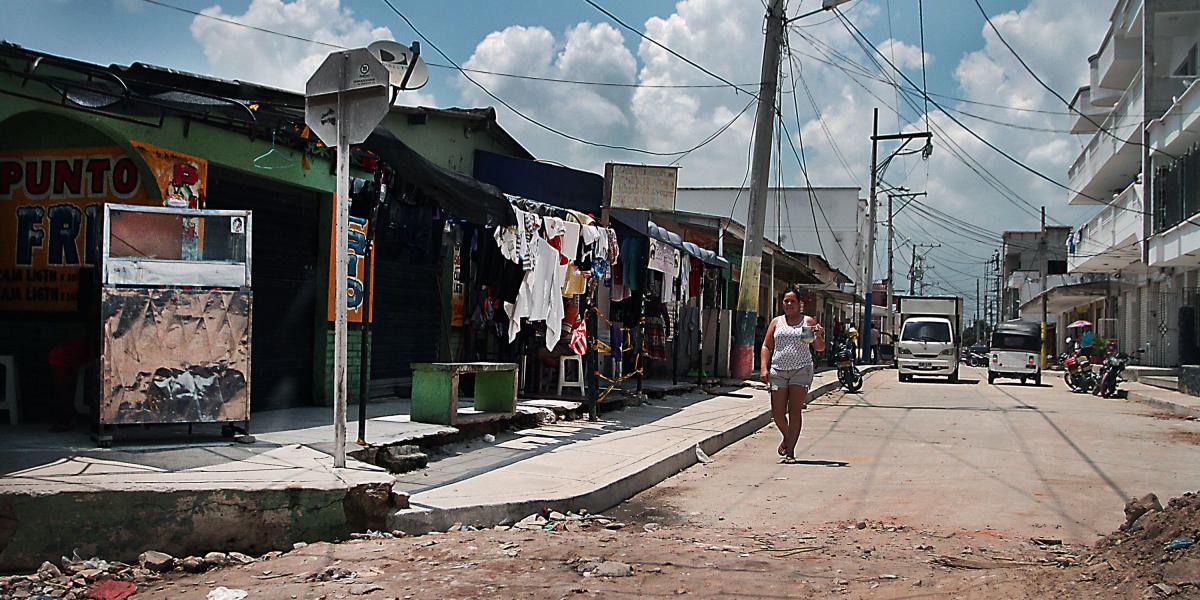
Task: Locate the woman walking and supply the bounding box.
[760,287,825,463]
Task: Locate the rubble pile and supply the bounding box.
[0,548,263,599]
[483,508,628,534]
[1074,491,1200,597]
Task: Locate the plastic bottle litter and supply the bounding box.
[483,434,496,443]
[695,444,713,464]
[1165,537,1196,551]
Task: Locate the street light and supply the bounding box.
[786,0,852,23]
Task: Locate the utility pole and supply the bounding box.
[975,278,981,344]
[886,190,924,346]
[863,109,879,363]
[732,0,784,380]
[863,116,931,362]
[1040,206,1049,368]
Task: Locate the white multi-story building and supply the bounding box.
[1065,0,1200,367]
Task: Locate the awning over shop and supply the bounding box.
[611,208,729,269]
[1019,280,1125,314]
[473,150,603,215]
[365,129,513,227]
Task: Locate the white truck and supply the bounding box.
[895,295,963,383]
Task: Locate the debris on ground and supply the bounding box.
[205,587,248,600]
[1050,490,1200,597]
[84,578,137,600]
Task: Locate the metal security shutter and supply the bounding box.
[370,200,443,379]
[207,173,319,410]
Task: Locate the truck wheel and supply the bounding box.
[988,372,995,384]
[1020,377,1027,385]
[1033,373,1042,386]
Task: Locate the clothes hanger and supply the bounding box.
[253,129,296,170]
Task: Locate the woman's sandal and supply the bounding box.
[781,456,798,464]
[778,442,787,457]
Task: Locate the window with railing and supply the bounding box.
[1153,142,1200,233]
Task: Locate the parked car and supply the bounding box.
[987,320,1042,385]
[968,344,990,367]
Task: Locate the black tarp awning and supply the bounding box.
[365,129,514,227]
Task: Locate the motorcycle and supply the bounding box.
[836,339,863,392]
[1061,351,1096,393]
[1093,350,1138,398]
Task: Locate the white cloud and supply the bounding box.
[189,0,423,102]
[878,38,932,71]
[458,22,637,168]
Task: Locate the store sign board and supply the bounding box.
[0,146,157,311]
[605,163,678,212]
[326,208,375,323]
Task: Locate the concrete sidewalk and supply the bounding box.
[0,397,551,572]
[0,366,876,571]
[390,366,881,533]
[1124,381,1200,418]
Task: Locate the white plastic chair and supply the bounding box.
[0,355,19,425]
[557,355,586,396]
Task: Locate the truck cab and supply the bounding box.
[896,317,958,382]
[895,295,963,383]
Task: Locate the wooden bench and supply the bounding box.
[410,362,518,426]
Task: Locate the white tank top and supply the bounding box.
[771,315,814,370]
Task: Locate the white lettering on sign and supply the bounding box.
[608,164,679,212]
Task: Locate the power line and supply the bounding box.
[807,20,1051,224]
[430,63,759,89]
[971,0,1172,159]
[379,0,751,157]
[787,53,863,188]
[797,28,1046,224]
[137,0,765,90]
[581,0,759,98]
[834,9,1100,205]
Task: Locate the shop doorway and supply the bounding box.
[206,171,319,410]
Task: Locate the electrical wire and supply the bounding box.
[379,0,753,157]
[971,0,1174,159]
[581,0,760,98]
[794,25,1049,224]
[834,9,1101,205]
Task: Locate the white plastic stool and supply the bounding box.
[0,355,19,425]
[557,355,586,396]
[74,360,97,417]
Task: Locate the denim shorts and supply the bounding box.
[768,365,815,390]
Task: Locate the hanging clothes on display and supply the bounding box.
[644,299,670,361]
[506,235,567,350]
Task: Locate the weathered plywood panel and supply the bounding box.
[100,287,251,424]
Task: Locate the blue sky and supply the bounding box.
[1,0,1112,298]
[4,0,1021,120]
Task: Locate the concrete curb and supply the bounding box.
[1126,390,1200,419]
[389,366,887,534]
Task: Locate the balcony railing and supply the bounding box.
[1068,182,1143,272]
[1067,71,1144,201]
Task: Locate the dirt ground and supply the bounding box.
[16,506,1192,600]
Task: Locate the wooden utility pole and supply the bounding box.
[732,0,785,380]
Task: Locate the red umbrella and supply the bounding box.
[1066,319,1092,329]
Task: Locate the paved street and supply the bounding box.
[118,368,1200,598]
[629,365,1200,546]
